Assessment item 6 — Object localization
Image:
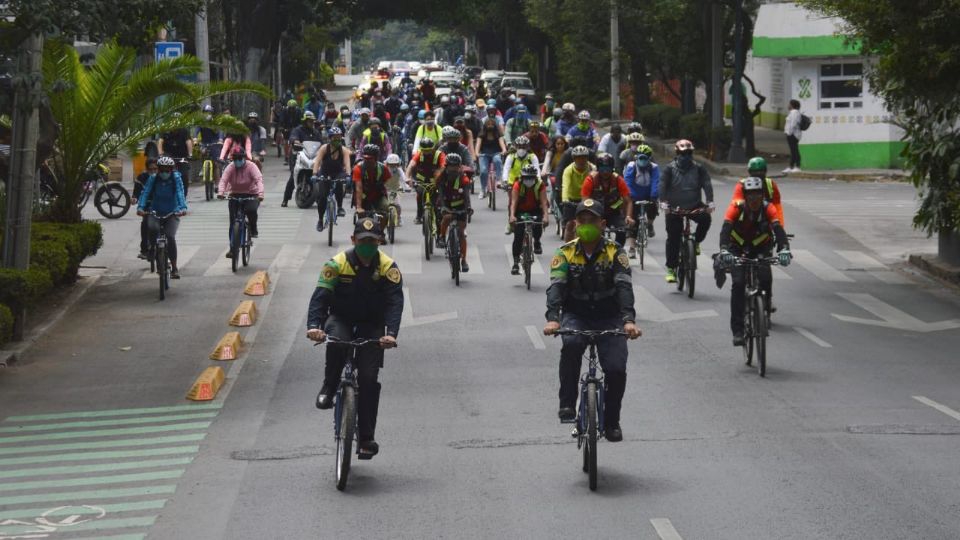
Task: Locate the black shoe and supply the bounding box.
[280,201,288,208]
[315,385,335,409]
[437,238,446,249]
[648,224,655,238]
[316,220,323,232]
[225,251,234,259]
[460,260,469,272]
[414,217,423,225]
[358,439,379,459]
[511,263,520,275]
[534,242,543,255]
[170,268,180,279]
[605,424,623,442]
[558,406,576,422]
[337,208,346,217]
[137,251,148,260]
[251,231,258,239]
[769,305,777,314]
[733,333,745,347]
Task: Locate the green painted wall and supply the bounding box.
[724,105,784,129]
[753,36,861,58]
[800,141,906,169]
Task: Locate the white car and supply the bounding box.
[500,75,536,96]
[430,71,461,96]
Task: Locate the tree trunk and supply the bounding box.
[630,52,649,109]
[940,230,960,266]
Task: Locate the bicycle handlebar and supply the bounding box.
[145,211,177,219]
[226,194,260,201]
[667,206,707,216]
[318,337,385,347]
[733,256,780,266]
[552,328,628,337]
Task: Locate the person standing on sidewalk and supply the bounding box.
[784,99,803,173]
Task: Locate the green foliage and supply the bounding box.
[637,104,682,138]
[41,40,271,223]
[317,63,336,88]
[800,0,960,235]
[679,113,710,147]
[0,268,53,309]
[0,303,12,345]
[30,240,70,285]
[709,125,732,157]
[29,222,102,284]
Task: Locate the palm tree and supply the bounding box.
[41,39,272,222]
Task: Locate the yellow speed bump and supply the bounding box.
[210,331,244,361]
[186,366,225,401]
[244,271,271,296]
[229,300,257,327]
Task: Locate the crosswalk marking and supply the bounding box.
[0,485,177,507]
[0,422,211,444]
[0,434,206,456]
[503,244,544,274]
[0,457,193,480]
[140,245,199,279]
[0,500,167,521]
[0,446,199,467]
[834,250,912,284]
[7,404,222,422]
[0,470,185,492]
[791,249,854,282]
[203,245,256,276]
[0,412,218,433]
[269,243,311,274]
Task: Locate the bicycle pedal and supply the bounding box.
[570,427,580,437]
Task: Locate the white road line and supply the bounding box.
[650,518,684,540]
[386,243,422,275]
[834,250,912,285]
[525,325,546,350]
[203,245,256,277]
[465,245,485,275]
[793,327,832,348]
[791,249,854,282]
[140,245,199,279]
[400,287,458,328]
[269,243,311,274]
[771,266,792,280]
[503,244,543,274]
[633,284,718,322]
[912,396,960,422]
[633,250,663,272]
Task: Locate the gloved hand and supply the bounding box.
[719,249,734,266]
[778,249,792,267]
[659,201,669,212]
[707,201,717,214]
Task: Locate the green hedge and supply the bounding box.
[0,220,102,346]
[637,104,682,138]
[679,113,710,148]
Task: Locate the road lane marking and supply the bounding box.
[0,434,207,456]
[464,245,485,275]
[791,249,854,282]
[386,243,422,274]
[0,486,177,507]
[633,250,663,271]
[832,293,960,333]
[793,327,832,348]
[269,243,310,274]
[0,457,193,480]
[525,326,546,349]
[203,245,257,276]
[400,288,458,328]
[0,422,211,444]
[0,412,218,433]
[0,499,167,521]
[0,470,184,492]
[834,250,912,284]
[0,446,199,467]
[503,244,543,274]
[633,284,718,322]
[771,266,792,280]
[650,518,684,540]
[140,245,199,279]
[0,516,156,536]
[6,404,222,422]
[913,396,960,422]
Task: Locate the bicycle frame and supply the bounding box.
[579,342,605,439]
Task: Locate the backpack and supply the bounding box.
[799,113,811,131]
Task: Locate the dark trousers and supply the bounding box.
[665,211,711,269]
[511,211,543,257]
[730,252,773,335]
[787,135,801,168]
[323,316,385,441]
[146,215,180,264]
[559,314,628,425]
[228,198,260,240]
[139,215,149,253]
[283,175,295,203]
[628,199,658,238]
[316,179,345,221]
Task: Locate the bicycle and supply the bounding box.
[733,255,779,377]
[320,175,350,247]
[442,208,469,286]
[631,201,653,270]
[552,328,628,491]
[669,206,706,299]
[603,225,627,247]
[145,211,176,301]
[315,337,386,491]
[226,195,257,272]
[414,181,438,261]
[386,191,400,245]
[79,164,132,219]
[486,163,501,211]
[200,143,223,201]
[547,174,563,236]
[515,214,543,290]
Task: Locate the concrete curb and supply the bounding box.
[908,254,960,289]
[0,274,102,367]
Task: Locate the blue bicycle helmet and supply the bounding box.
[418,110,427,120]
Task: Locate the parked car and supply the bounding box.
[500,74,536,96]
[430,71,461,96]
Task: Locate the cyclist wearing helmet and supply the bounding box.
[136,155,188,279]
[717,176,791,346]
[580,153,634,246]
[731,157,784,226]
[353,144,391,231]
[282,110,324,207]
[523,120,551,163]
[509,164,550,274]
[384,153,406,224]
[435,153,473,272]
[503,136,540,188]
[412,110,442,154]
[556,102,577,136]
[504,104,531,143]
[623,144,661,256]
[618,132,646,171]
[362,117,391,157]
[560,145,597,241]
[347,108,372,153]
[218,146,265,256]
[247,112,268,164]
[281,99,302,134]
[659,139,715,283]
[625,121,643,135]
[311,127,352,228]
[405,138,447,224]
[440,125,474,172]
[463,104,482,140]
[544,107,563,137]
[194,104,222,147]
[566,110,598,150]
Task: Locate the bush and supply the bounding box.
[317,63,335,88]
[708,126,733,158]
[0,303,12,345]
[30,222,102,283]
[0,267,53,309]
[30,239,71,284]
[679,113,710,148]
[637,104,682,138]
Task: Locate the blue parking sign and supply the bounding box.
[155,42,184,63]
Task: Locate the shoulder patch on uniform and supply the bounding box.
[321,265,338,281]
[386,267,401,283]
[618,252,630,268]
[550,255,564,269]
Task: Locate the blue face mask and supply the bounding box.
[636,157,650,169]
[158,172,171,180]
[234,159,245,168]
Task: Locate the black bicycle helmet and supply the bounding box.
[362,144,380,159]
[445,153,463,167]
[596,153,615,169]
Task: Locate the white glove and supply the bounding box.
[659,201,669,211]
[707,201,717,213]
[719,249,734,266]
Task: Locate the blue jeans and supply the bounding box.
[477,153,502,193]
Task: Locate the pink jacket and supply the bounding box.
[220,136,253,160]
[218,161,264,196]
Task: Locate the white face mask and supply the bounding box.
[516,149,528,158]
[522,179,536,188]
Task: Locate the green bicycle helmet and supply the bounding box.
[747,156,767,174]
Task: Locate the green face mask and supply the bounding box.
[355,243,379,258]
[576,223,601,243]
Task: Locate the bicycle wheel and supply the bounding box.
[157,244,167,301]
[491,186,496,211]
[448,226,460,286]
[241,229,250,267]
[423,210,432,261]
[743,302,754,366]
[586,382,598,491]
[295,176,315,209]
[335,385,356,491]
[523,232,533,290]
[686,240,697,298]
[94,183,131,219]
[327,197,336,247]
[676,247,686,292]
[637,222,647,271]
[230,222,240,273]
[388,206,397,245]
[755,294,768,377]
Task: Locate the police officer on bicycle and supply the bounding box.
[543,198,641,442]
[307,217,404,459]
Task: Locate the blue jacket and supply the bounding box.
[565,125,597,149]
[623,161,660,200]
[137,172,187,214]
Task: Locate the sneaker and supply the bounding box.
[665,268,677,283]
[558,406,576,422]
[251,231,258,239]
[358,439,379,459]
[170,268,180,279]
[648,224,656,238]
[225,251,234,259]
[732,333,745,347]
[337,208,346,217]
[782,167,792,174]
[792,167,801,173]
[605,424,623,442]
[460,260,469,272]
[504,223,512,235]
[414,217,423,225]
[534,241,543,255]
[628,247,636,259]
[316,220,324,232]
[137,251,148,260]
[511,262,520,275]
[437,237,446,249]
[315,385,335,409]
[280,201,289,208]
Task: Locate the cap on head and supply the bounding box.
[576,198,603,218]
[353,217,383,240]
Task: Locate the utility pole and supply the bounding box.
[610,0,620,120]
[710,1,723,129]
[2,32,44,340]
[277,40,283,96]
[195,4,211,100]
[727,0,747,163]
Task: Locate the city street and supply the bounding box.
[0,79,959,539]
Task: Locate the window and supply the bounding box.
[819,63,863,110]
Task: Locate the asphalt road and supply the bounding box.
[1,92,959,538]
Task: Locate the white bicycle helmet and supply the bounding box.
[157,155,175,167]
[385,153,401,165]
[577,110,591,121]
[571,145,590,157]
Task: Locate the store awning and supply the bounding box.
[753,3,861,58]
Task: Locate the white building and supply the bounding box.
[745,2,905,169]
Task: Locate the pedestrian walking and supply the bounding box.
[784,99,803,173]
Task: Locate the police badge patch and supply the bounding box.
[386,267,402,283]
[550,255,564,269]
[617,253,630,268]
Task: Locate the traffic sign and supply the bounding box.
[155,41,184,63]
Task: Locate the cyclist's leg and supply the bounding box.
[759,253,774,305]
[492,154,503,184]
[511,220,524,259]
[595,316,628,427]
[729,260,747,337]
[607,211,626,246]
[692,212,712,244]
[321,315,351,391]
[164,217,181,268]
[664,213,683,269]
[558,314,588,410]
[438,213,452,240]
[146,214,161,248]
[457,219,467,262]
[316,180,331,221]
[335,180,345,209]
[243,199,260,237]
[376,197,389,230]
[415,188,425,221]
[562,202,578,241]
[646,199,659,229]
[355,321,385,445]
[478,154,490,193]
[532,211,544,250]
[282,173,295,204]
[139,215,150,255]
